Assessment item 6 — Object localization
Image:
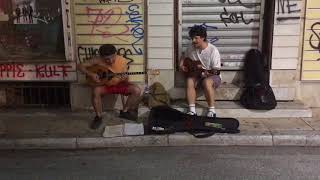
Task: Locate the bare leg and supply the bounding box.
[186,77,197,105]
[202,77,215,107]
[123,84,141,112]
[92,86,103,117]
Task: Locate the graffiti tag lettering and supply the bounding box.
[117,47,134,64]
[218,0,255,8]
[77,46,99,62]
[0,64,25,78]
[77,45,135,64]
[86,6,130,42]
[309,22,320,61]
[126,4,144,55]
[220,7,253,27]
[0,64,72,79]
[276,0,301,22]
[35,65,72,78]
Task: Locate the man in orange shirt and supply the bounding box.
[78,44,141,129]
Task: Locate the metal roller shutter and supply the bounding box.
[179,0,265,70]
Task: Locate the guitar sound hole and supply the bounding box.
[107,75,113,81]
[105,70,114,80]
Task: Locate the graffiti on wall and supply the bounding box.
[0,62,76,81]
[302,0,320,80]
[309,22,320,56]
[75,0,144,82]
[276,0,301,22]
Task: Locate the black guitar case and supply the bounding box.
[146,106,240,138]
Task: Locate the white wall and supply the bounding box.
[272,0,303,70]
[270,0,304,101]
[147,0,174,70]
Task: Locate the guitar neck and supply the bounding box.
[117,72,145,75]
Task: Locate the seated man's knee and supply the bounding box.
[129,85,141,96]
[202,78,213,89]
[92,87,103,97]
[186,78,196,88]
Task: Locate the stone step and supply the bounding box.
[138,101,312,118]
[168,85,295,101]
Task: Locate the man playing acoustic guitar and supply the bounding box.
[179,25,221,118]
[78,44,141,129]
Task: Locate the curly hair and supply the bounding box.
[99,44,117,57]
[188,25,207,41]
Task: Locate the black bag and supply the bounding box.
[240,84,277,110]
[240,49,277,110]
[146,106,240,138]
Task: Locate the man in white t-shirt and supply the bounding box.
[179,25,221,118]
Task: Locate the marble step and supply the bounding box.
[138,101,312,118]
[168,85,295,101]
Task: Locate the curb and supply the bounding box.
[1,131,320,149]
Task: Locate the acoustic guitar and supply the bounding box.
[86,65,159,86]
[183,57,220,77]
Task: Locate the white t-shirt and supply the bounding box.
[185,43,221,70]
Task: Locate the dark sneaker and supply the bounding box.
[90,116,102,129]
[119,110,138,121]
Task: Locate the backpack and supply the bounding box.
[144,82,170,108]
[240,49,277,110]
[146,106,240,138]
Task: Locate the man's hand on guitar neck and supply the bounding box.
[201,70,210,78]
[201,69,220,78]
[89,73,101,83]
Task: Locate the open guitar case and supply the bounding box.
[146,106,240,138]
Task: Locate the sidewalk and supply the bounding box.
[0,105,320,149]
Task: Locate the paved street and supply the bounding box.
[0,146,320,180]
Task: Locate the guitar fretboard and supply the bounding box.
[98,71,146,79]
[118,72,145,75]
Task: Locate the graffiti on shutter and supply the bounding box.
[180,0,264,70]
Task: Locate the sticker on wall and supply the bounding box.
[302,0,320,80]
[12,0,37,24]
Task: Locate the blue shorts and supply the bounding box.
[196,75,221,89]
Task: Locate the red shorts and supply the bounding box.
[103,82,131,95]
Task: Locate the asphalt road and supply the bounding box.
[0,146,320,180]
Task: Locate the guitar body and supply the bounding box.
[183,57,220,77]
[86,65,127,86]
[86,65,160,87]
[183,57,202,77]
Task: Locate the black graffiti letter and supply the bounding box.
[220,7,230,27]
[309,22,320,53]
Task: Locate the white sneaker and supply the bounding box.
[207,111,216,118]
[186,111,197,116]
